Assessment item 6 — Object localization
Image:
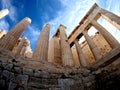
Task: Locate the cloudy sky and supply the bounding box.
[0,0,120,51]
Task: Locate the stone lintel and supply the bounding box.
[99,8,120,30]
[68,3,101,47]
[79,3,98,25]
[68,3,99,40]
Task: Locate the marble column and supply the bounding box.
[21,46,27,56]
[48,36,62,64]
[33,24,50,61]
[21,40,30,56]
[59,25,74,66]
[100,9,120,30]
[91,20,119,48]
[0,9,9,19]
[0,30,6,38]
[0,17,31,50]
[15,37,27,55]
[74,39,87,66]
[83,30,102,60]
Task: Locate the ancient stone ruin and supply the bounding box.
[0,3,120,90]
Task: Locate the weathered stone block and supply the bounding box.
[13,66,22,74]
[58,79,75,90]
[34,70,50,78]
[23,68,33,76]
[5,63,13,70]
[14,74,28,90]
[2,70,14,81]
[1,62,7,68]
[0,79,5,89]
[49,87,61,90]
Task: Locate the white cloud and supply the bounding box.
[0,0,18,32]
[0,19,9,31]
[105,0,120,16]
[1,0,18,22]
[48,0,120,43]
[24,25,40,42]
[98,18,120,42]
[48,0,120,44]
[48,0,95,38]
[21,25,40,51]
[0,0,119,50]
[88,27,97,36]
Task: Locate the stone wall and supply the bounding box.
[0,61,94,90]
[0,47,120,90]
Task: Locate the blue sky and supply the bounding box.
[0,0,120,51]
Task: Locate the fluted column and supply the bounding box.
[0,9,9,19]
[74,39,87,66]
[59,25,74,66]
[15,37,27,55]
[0,17,31,50]
[21,46,27,56]
[83,30,102,60]
[91,20,119,48]
[100,9,120,30]
[33,24,50,61]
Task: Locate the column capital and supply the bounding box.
[43,23,50,28]
[24,17,31,23]
[53,24,67,37]
[59,24,67,30]
[74,38,79,42]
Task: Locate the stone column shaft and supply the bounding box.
[100,9,120,30]
[0,17,31,50]
[83,30,102,60]
[15,37,27,55]
[21,46,27,56]
[33,24,50,61]
[74,39,87,66]
[0,9,9,19]
[59,25,74,66]
[91,20,119,48]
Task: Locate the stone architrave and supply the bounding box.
[100,9,120,30]
[33,24,50,61]
[0,17,31,50]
